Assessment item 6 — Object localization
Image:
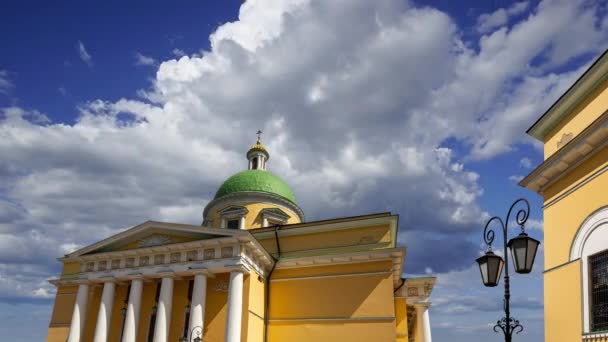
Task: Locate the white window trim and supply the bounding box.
[219,206,248,230]
[570,206,608,333]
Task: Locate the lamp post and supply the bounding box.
[475,198,540,342]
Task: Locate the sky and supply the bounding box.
[0,0,607,340]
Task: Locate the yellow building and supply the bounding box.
[520,49,608,342]
[47,136,436,342]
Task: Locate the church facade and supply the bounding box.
[520,49,608,342]
[47,137,435,342]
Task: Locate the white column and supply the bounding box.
[67,283,89,342]
[153,277,174,342]
[415,303,432,342]
[262,217,268,228]
[122,278,143,342]
[225,271,244,342]
[239,216,246,230]
[188,273,208,341]
[93,281,116,342]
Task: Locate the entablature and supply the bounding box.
[274,247,405,286]
[520,110,608,195]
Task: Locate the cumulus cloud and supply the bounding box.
[77,41,92,66]
[477,1,530,34]
[0,1,602,320]
[134,52,157,66]
[172,48,186,57]
[519,157,533,169]
[509,175,524,182]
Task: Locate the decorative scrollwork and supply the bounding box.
[482,198,531,250]
[506,198,530,232]
[493,316,524,336]
[483,216,503,250]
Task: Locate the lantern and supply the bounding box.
[476,251,504,287]
[507,232,540,274]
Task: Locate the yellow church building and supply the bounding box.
[520,49,608,342]
[46,136,436,342]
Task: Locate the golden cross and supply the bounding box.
[256,130,263,141]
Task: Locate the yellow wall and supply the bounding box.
[47,286,78,342]
[61,262,81,278]
[82,285,102,341]
[267,262,396,341]
[544,77,608,158]
[244,270,266,342]
[544,261,582,342]
[137,281,157,342]
[268,320,396,341]
[169,279,190,341]
[207,201,301,229]
[254,224,392,258]
[543,147,608,269]
[204,273,229,342]
[108,284,129,341]
[395,297,408,342]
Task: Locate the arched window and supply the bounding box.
[570,207,608,333]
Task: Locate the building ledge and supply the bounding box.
[519,110,608,194]
[583,331,608,339]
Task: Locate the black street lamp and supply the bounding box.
[475,198,540,342]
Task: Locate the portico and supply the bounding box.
[51,221,273,342]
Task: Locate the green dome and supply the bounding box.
[214,169,296,203]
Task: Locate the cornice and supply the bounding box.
[397,276,437,301]
[527,49,608,141]
[520,110,608,194]
[203,191,305,222]
[65,220,243,259]
[251,215,398,246]
[274,247,405,286]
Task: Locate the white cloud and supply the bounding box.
[172,48,186,57]
[509,175,524,182]
[526,218,544,231]
[0,70,13,94]
[134,52,156,66]
[77,41,92,66]
[520,157,533,169]
[477,1,530,33]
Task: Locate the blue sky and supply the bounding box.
[1,0,607,341]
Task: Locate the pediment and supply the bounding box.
[67,221,247,258]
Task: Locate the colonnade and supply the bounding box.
[66,270,244,342]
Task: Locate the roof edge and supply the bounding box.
[527,49,608,141]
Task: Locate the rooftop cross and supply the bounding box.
[256,130,263,142]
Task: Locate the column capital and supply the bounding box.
[123,274,145,281]
[225,264,250,274]
[156,271,176,277]
[90,276,117,284]
[414,302,432,309]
